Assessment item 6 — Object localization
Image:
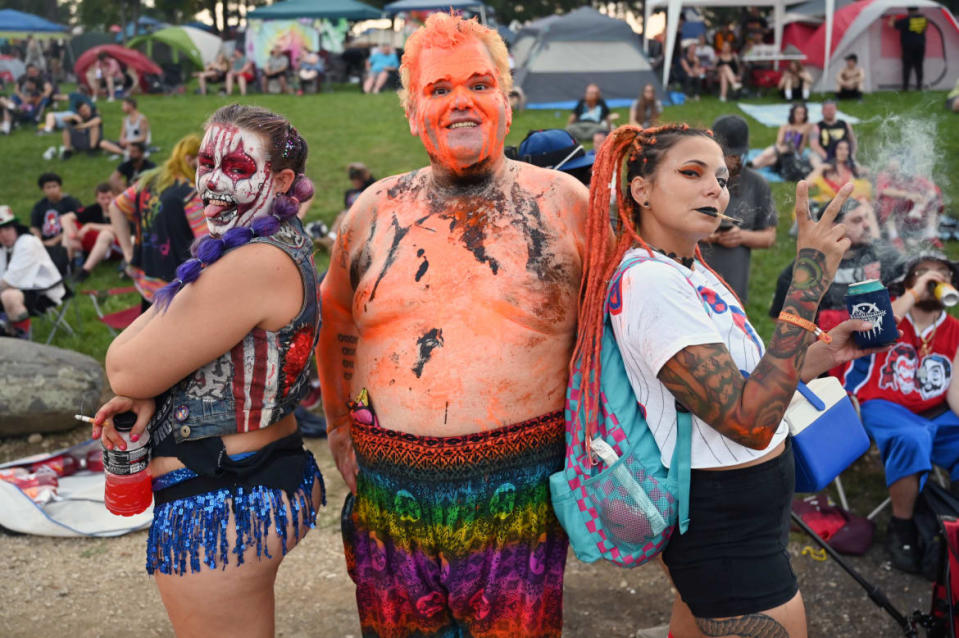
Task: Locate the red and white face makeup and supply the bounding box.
[408,38,511,175]
[196,124,274,236]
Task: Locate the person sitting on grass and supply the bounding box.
[36,87,94,136]
[875,156,944,249]
[60,182,123,283]
[750,102,815,178]
[58,101,102,160]
[86,52,127,102]
[99,97,150,158]
[567,83,617,142]
[0,205,66,339]
[261,45,290,94]
[807,139,871,205]
[1,78,44,134]
[716,40,743,102]
[779,60,813,101]
[629,83,662,128]
[948,78,959,113]
[194,53,229,95]
[225,48,255,97]
[30,172,81,273]
[836,54,866,100]
[109,141,156,193]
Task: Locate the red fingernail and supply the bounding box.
[130,434,139,442]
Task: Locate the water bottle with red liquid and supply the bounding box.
[102,411,152,516]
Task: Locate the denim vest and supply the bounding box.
[150,219,321,446]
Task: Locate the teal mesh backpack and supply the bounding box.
[550,254,696,567]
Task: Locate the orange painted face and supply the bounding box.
[408,38,511,174]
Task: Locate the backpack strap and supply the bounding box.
[671,405,693,534]
[608,252,701,536]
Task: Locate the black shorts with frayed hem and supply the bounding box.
[663,437,798,619]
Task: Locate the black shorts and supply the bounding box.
[947,96,959,111]
[663,437,798,619]
[23,289,58,315]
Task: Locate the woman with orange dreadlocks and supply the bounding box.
[574,124,891,636]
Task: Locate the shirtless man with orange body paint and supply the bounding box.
[318,13,588,638]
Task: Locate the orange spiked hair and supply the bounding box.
[398,12,512,114]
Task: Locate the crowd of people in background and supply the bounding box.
[1,9,958,600]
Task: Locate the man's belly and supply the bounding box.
[353,331,572,436]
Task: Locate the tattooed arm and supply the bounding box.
[318,200,365,493]
[658,182,853,450]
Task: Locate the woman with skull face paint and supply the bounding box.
[576,125,890,637]
[91,104,324,637]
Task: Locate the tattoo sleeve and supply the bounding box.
[658,249,828,450]
[696,614,789,638]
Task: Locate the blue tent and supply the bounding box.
[0,9,68,37]
[248,0,381,21]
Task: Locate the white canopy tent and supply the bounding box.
[644,0,834,90]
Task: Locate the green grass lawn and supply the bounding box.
[2,83,957,361]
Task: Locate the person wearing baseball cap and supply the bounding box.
[0,205,66,339]
[516,128,596,186]
[699,115,778,303]
[842,250,959,575]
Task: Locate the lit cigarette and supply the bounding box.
[74,414,96,424]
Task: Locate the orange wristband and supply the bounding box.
[778,312,832,344]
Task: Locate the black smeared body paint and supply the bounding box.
[412,328,444,378]
[369,214,410,302]
[415,248,429,282]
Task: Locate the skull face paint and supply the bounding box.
[408,38,511,175]
[196,124,275,236]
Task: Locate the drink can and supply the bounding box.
[845,280,898,348]
[934,282,959,307]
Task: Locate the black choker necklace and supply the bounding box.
[649,246,695,269]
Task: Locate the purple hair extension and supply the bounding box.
[272,194,299,220]
[195,237,225,263]
[223,226,254,248]
[176,258,204,284]
[291,174,314,203]
[252,215,280,236]
[153,280,182,310]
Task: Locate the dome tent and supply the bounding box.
[129,25,224,70]
[512,7,662,109]
[796,0,959,91]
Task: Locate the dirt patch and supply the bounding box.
[0,428,932,637]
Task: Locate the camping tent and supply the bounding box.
[247,0,381,21]
[512,7,662,108]
[644,0,809,89]
[794,0,959,91]
[0,9,67,38]
[74,44,163,90]
[129,25,224,69]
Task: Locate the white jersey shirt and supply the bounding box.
[610,249,788,469]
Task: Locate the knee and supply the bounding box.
[0,287,23,308]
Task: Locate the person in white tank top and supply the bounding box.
[574,123,889,637]
[99,96,150,158]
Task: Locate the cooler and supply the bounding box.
[784,377,870,493]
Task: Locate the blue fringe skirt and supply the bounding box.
[146,451,325,575]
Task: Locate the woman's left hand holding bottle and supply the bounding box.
[93,396,155,451]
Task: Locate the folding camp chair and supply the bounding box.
[33,284,77,344]
[80,285,141,335]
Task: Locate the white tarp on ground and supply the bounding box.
[0,440,151,538]
[737,101,861,127]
